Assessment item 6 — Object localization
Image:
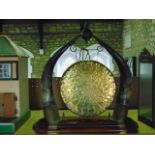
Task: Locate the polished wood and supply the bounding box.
[33,117,138,134]
[0,93,16,118]
[29,79,43,110]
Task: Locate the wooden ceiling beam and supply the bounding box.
[0,19,123,25]
[38,20,44,49]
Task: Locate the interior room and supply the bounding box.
[0,19,155,134]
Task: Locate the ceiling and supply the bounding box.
[0,19,123,25]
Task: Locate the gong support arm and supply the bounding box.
[41,35,80,125]
[93,35,132,123]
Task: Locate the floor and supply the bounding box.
[15,109,155,134]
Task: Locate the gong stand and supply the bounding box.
[33,21,138,134]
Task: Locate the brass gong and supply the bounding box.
[60,60,116,117]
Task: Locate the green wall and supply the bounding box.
[2,21,123,78]
[123,19,155,58]
[3,20,155,77]
[123,19,155,75]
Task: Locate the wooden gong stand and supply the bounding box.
[33,23,138,134]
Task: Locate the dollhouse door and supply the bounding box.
[0,93,16,118]
[0,94,4,117]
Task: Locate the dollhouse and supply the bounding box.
[0,35,32,134]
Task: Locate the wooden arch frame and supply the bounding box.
[41,34,132,126]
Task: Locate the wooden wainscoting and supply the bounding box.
[29,77,139,110]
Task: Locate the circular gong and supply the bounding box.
[60,60,116,117]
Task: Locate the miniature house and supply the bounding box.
[19,46,34,78]
[0,35,32,134]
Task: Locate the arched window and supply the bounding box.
[53,46,78,77]
[87,44,114,72]
[52,44,114,77]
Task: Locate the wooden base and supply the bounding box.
[33,117,138,134]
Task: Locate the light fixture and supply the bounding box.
[39,48,44,55]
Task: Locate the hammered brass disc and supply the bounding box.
[60,61,116,117]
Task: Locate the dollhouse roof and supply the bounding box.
[0,35,31,57]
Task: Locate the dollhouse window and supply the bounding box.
[0,62,18,80]
[0,63,12,79]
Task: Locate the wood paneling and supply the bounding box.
[29,78,43,110]
[29,77,139,110]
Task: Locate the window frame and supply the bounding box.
[0,61,18,80]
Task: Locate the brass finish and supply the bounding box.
[60,61,116,117]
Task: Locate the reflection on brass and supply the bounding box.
[60,61,116,117]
